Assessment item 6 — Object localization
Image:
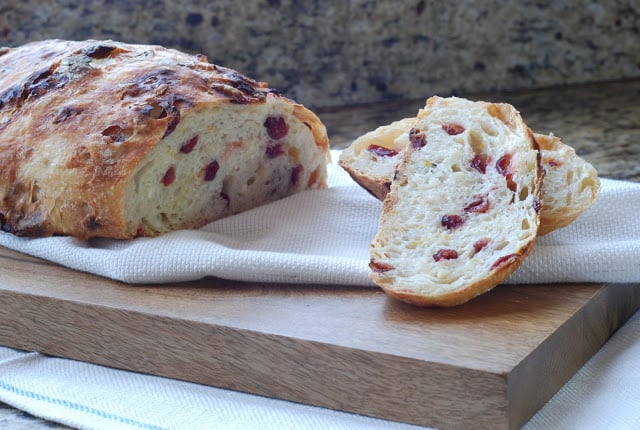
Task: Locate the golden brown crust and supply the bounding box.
[380,240,537,307]
[337,160,390,200]
[0,40,326,239]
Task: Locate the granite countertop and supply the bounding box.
[0,78,638,429]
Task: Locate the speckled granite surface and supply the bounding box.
[322,79,640,182]
[1,1,639,108]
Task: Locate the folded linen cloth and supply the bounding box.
[0,309,639,430]
[0,151,638,285]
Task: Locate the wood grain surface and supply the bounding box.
[0,245,639,429]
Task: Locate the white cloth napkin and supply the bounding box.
[0,309,638,430]
[0,151,638,286]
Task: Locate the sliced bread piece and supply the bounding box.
[535,133,600,235]
[369,96,542,307]
[339,114,599,236]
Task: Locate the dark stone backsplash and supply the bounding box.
[1,0,638,108]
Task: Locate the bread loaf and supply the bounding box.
[369,97,542,307]
[339,112,599,236]
[0,39,330,239]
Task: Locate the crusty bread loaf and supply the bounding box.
[339,113,599,236]
[0,39,330,239]
[534,133,600,235]
[369,96,542,307]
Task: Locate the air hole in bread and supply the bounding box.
[468,130,485,153]
[101,125,132,142]
[580,177,597,194]
[145,101,168,119]
[30,184,42,204]
[519,185,529,201]
[495,241,508,250]
[288,146,301,162]
[451,164,461,172]
[480,121,498,137]
[522,218,530,230]
[486,104,514,129]
[566,169,574,185]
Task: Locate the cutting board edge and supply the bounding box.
[0,288,515,429]
[507,282,640,429]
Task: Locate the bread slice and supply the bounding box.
[0,40,330,239]
[369,96,542,307]
[535,133,600,235]
[339,115,599,236]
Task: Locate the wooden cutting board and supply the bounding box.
[0,245,638,430]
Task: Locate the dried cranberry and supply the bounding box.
[495,154,511,175]
[470,154,487,173]
[491,253,519,270]
[409,128,426,148]
[546,158,562,167]
[473,238,490,253]
[291,165,303,185]
[367,144,398,157]
[266,141,284,158]
[441,214,465,229]
[179,135,198,154]
[264,116,288,140]
[433,249,458,261]
[162,106,181,138]
[464,195,490,213]
[161,165,176,186]
[203,160,220,181]
[370,260,394,273]
[496,154,517,192]
[442,123,465,135]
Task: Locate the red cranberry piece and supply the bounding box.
[495,153,511,175]
[203,160,220,181]
[370,260,394,273]
[433,249,458,262]
[442,123,465,135]
[546,158,562,167]
[179,135,198,154]
[491,253,519,270]
[473,238,490,253]
[367,144,398,157]
[441,214,465,229]
[470,154,487,173]
[266,141,284,158]
[161,165,176,186]
[464,195,490,213]
[291,164,303,185]
[162,107,181,138]
[264,116,288,140]
[495,154,517,192]
[409,128,426,148]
